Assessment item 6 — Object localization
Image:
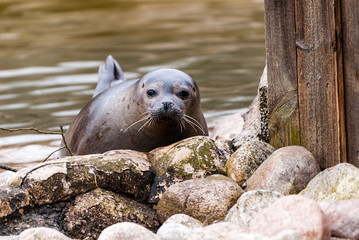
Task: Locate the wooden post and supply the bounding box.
[265,0,300,148]
[264,0,359,168]
[342,0,359,166]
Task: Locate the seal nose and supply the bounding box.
[162,101,172,112]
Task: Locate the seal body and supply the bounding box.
[60,65,208,156]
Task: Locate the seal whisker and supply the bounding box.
[183,115,205,135]
[124,114,151,132]
[180,118,187,132]
[138,117,153,132]
[176,116,186,133]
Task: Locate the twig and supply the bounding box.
[42,146,66,162]
[202,211,218,226]
[0,126,74,159]
[0,127,61,135]
[60,126,73,156]
[0,164,18,172]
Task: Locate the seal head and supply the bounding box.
[127,69,206,135]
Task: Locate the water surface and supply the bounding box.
[0,0,265,179]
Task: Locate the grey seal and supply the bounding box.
[60,56,208,156]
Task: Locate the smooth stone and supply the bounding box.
[18,228,72,240]
[156,175,243,224]
[211,112,245,142]
[319,199,359,239]
[156,223,191,240]
[246,146,320,194]
[149,136,227,203]
[156,214,202,240]
[249,195,330,240]
[300,163,359,201]
[225,189,283,229]
[226,140,275,185]
[161,213,202,228]
[270,230,304,240]
[231,66,269,150]
[98,222,159,240]
[187,222,245,240]
[63,188,159,240]
[223,230,303,240]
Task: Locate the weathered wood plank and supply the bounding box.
[342,0,359,166]
[264,0,300,148]
[295,0,346,168]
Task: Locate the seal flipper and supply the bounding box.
[93,55,126,98]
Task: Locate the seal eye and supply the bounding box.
[178,90,190,99]
[146,89,157,97]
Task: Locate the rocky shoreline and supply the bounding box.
[1,67,359,240]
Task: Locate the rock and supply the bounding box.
[156,223,191,240]
[98,222,159,240]
[157,175,243,224]
[0,236,18,240]
[246,146,320,194]
[0,201,69,236]
[0,187,31,218]
[187,222,245,240]
[270,230,304,240]
[231,66,269,150]
[4,150,154,210]
[18,227,72,240]
[319,199,359,239]
[300,163,359,201]
[226,140,275,185]
[161,213,202,228]
[149,136,227,203]
[156,214,202,240]
[249,195,330,240]
[63,188,159,240]
[226,189,283,229]
[211,112,245,141]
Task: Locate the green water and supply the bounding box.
[0,0,265,178]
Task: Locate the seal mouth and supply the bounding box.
[160,116,173,121]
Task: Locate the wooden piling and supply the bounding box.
[264,0,358,168]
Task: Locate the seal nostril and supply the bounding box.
[162,102,172,111]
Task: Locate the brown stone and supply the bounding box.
[246,146,320,194]
[0,186,31,218]
[226,140,275,185]
[64,188,159,240]
[157,175,243,224]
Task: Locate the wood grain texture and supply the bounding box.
[295,0,345,168]
[342,0,359,166]
[264,0,300,148]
